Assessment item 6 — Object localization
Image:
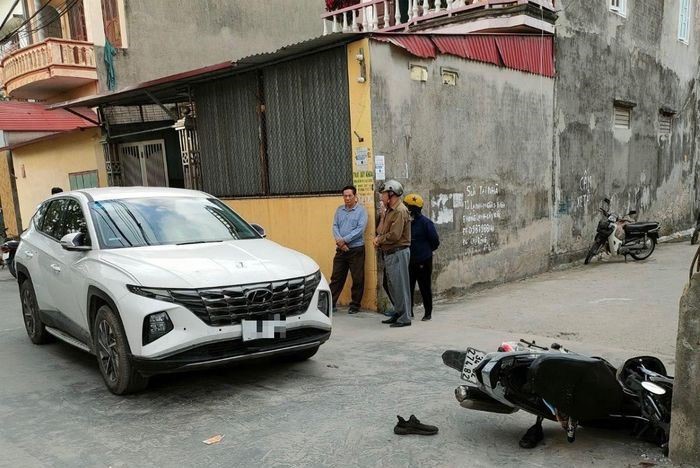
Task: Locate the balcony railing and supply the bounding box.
[322,0,556,34]
[1,37,97,99]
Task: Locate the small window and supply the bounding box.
[441,68,458,86]
[69,170,99,190]
[40,199,68,240]
[610,0,627,17]
[32,202,50,230]
[60,200,91,245]
[614,105,631,129]
[659,114,672,135]
[679,0,691,44]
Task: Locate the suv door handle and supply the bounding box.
[24,251,34,258]
[50,264,61,273]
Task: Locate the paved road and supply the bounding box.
[0,243,694,467]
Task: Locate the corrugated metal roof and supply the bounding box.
[494,36,554,78]
[432,35,500,66]
[0,101,97,132]
[373,34,437,58]
[51,33,364,109]
[372,34,554,77]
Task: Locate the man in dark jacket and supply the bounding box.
[404,193,439,321]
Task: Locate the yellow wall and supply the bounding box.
[223,196,340,289]
[12,128,105,228]
[0,151,20,236]
[347,38,378,310]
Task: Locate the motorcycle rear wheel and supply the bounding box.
[630,238,656,261]
[584,241,603,265]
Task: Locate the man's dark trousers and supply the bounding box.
[409,258,433,318]
[329,246,365,309]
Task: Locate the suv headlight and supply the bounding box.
[317,290,331,316]
[127,285,173,302]
[143,311,174,345]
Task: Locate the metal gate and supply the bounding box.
[117,140,168,187]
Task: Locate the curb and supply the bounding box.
[659,227,694,244]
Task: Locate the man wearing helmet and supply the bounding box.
[374,179,412,327]
[403,193,440,321]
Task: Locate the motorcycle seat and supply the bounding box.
[624,222,659,234]
[528,354,623,420]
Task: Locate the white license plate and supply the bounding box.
[241,318,286,342]
[1,253,8,261]
[461,347,487,385]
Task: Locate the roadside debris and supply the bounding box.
[326,364,339,369]
[202,434,225,445]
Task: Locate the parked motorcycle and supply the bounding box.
[584,198,660,264]
[442,340,673,454]
[1,229,19,278]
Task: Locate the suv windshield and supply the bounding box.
[90,197,260,249]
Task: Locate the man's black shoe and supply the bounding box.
[382,317,397,324]
[394,415,438,435]
[390,321,411,328]
[348,307,360,314]
[421,315,432,321]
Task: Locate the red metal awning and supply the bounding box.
[371,34,554,78]
[373,34,437,58]
[0,101,97,132]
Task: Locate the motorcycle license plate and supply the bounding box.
[461,347,487,385]
[1,253,8,261]
[241,318,286,342]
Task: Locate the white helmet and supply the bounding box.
[378,179,404,196]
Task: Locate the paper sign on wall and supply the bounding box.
[375,155,385,181]
[355,147,369,171]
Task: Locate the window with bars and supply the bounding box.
[68,0,88,42]
[614,105,631,129]
[659,113,673,135]
[610,0,627,17]
[678,0,691,44]
[101,0,122,47]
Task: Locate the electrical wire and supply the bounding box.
[0,0,21,33]
[10,0,80,42]
[0,0,51,44]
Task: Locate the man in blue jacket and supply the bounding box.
[404,193,440,321]
[330,185,368,314]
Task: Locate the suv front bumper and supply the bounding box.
[131,327,331,375]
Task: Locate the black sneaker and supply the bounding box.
[382,316,398,324]
[390,321,411,328]
[348,307,360,314]
[394,415,438,435]
[421,315,432,321]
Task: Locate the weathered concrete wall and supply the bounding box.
[95,0,324,90]
[670,269,700,465]
[370,42,554,296]
[552,0,700,258]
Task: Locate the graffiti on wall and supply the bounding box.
[431,182,508,257]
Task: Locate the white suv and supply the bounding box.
[15,187,332,394]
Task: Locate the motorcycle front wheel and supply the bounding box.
[584,241,603,264]
[630,238,656,261]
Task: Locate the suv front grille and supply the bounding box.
[167,271,321,326]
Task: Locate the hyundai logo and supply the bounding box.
[246,288,273,304]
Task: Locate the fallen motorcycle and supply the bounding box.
[442,339,673,454]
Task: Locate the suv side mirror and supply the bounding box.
[60,232,91,251]
[250,223,266,238]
